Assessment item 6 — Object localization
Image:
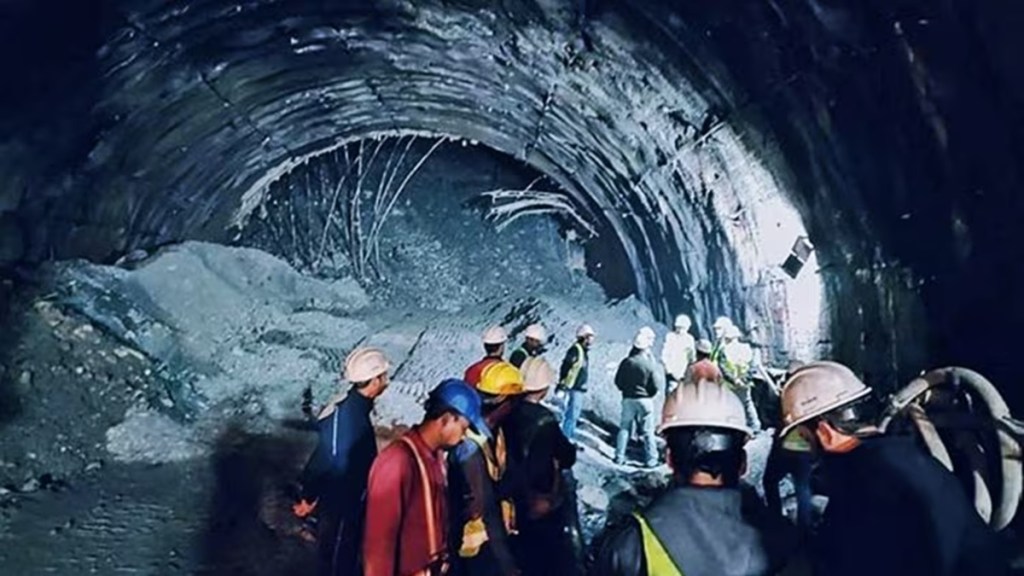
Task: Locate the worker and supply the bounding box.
[448,361,525,576]
[715,324,760,430]
[779,361,1007,576]
[613,327,664,467]
[556,323,595,441]
[661,338,720,424]
[465,325,508,387]
[509,323,546,368]
[295,347,390,576]
[363,378,488,576]
[661,314,696,395]
[504,357,582,576]
[594,380,799,576]
[710,316,734,358]
[762,361,812,533]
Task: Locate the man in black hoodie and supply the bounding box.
[779,361,1007,576]
[613,326,664,467]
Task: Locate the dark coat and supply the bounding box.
[813,435,1007,576]
[594,485,799,576]
[614,349,663,399]
[299,391,377,575]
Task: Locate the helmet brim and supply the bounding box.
[778,386,872,438]
[658,419,752,437]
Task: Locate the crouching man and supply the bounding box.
[595,380,798,576]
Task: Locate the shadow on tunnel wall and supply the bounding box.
[198,421,315,576]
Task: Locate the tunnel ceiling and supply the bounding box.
[2,0,1024,391]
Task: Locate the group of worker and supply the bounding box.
[611,314,761,468]
[295,319,1010,576]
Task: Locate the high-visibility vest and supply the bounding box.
[398,436,449,576]
[561,343,586,390]
[458,429,516,558]
[633,512,685,576]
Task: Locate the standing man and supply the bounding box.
[504,357,581,576]
[661,314,696,395]
[661,339,720,424]
[363,379,489,576]
[613,327,664,468]
[509,323,546,368]
[780,361,1007,576]
[716,325,760,430]
[557,324,595,442]
[710,316,734,358]
[449,362,525,576]
[465,326,508,387]
[295,347,390,576]
[595,380,798,576]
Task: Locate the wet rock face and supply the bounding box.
[1,0,1023,399]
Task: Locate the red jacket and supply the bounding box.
[464,356,501,387]
[364,429,448,576]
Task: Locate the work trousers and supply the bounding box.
[559,390,585,441]
[615,398,657,466]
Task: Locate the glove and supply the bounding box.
[292,498,317,518]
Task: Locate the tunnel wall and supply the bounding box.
[1,0,1022,397]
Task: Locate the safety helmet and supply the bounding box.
[724,325,742,339]
[695,339,713,355]
[477,361,526,396]
[520,357,556,392]
[343,347,390,383]
[779,361,873,437]
[576,324,596,338]
[713,316,734,330]
[674,314,692,329]
[429,378,489,435]
[633,326,656,350]
[524,323,547,342]
[660,380,751,436]
[482,325,509,345]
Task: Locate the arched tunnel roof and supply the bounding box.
[2,0,1023,393]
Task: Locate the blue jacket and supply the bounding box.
[300,390,377,517]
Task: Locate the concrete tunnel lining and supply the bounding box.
[63,0,827,360]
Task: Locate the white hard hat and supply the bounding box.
[576,324,596,338]
[695,339,713,355]
[660,380,751,436]
[524,323,547,341]
[519,356,557,392]
[779,361,872,437]
[713,316,734,329]
[482,325,509,345]
[673,314,691,329]
[343,347,390,383]
[724,325,742,339]
[633,326,656,350]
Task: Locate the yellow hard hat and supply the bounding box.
[660,380,751,436]
[779,361,872,437]
[477,361,525,396]
[519,357,556,392]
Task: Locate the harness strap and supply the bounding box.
[399,436,446,573]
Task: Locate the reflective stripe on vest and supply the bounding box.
[633,512,685,576]
[562,343,586,390]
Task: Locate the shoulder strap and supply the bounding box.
[633,512,685,576]
[399,436,440,560]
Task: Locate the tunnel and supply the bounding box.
[1,0,1023,573]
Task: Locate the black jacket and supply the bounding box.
[502,402,577,511]
[594,485,799,576]
[614,349,663,399]
[813,435,1006,576]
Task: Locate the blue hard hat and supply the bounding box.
[429,378,490,437]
